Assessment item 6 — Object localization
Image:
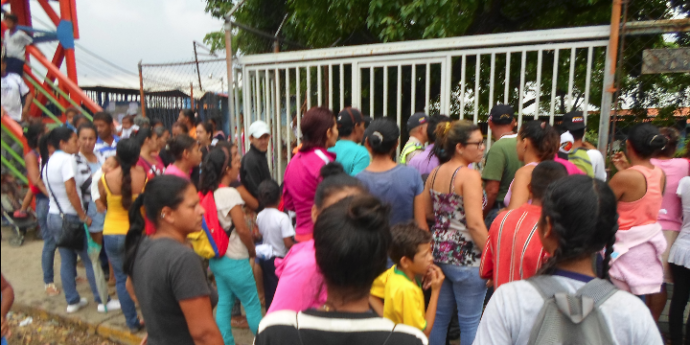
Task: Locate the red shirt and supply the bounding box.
[479,204,548,289]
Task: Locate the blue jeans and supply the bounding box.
[104,235,140,329]
[37,196,56,284]
[429,265,487,345]
[209,257,263,345]
[47,213,103,305]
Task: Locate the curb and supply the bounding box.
[13,302,144,345]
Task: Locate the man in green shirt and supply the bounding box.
[328,107,371,175]
[482,105,523,228]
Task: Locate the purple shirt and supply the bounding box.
[408,144,439,176]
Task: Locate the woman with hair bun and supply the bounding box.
[357,118,425,227]
[421,120,487,345]
[609,123,668,313]
[475,175,662,345]
[164,134,202,180]
[257,195,426,345]
[282,107,339,242]
[505,120,561,209]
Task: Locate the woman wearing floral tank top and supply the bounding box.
[418,120,488,345]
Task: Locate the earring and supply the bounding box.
[160,213,166,219]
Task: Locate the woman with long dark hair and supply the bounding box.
[420,120,487,345]
[257,195,426,345]
[475,175,662,344]
[43,127,106,313]
[98,138,146,330]
[199,147,262,344]
[124,175,222,344]
[282,107,339,242]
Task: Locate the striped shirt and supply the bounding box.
[256,309,427,345]
[479,204,548,289]
[94,135,120,162]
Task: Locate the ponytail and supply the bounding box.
[433,120,479,164]
[115,138,141,210]
[124,194,146,277]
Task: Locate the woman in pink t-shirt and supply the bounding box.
[650,127,689,318]
[282,107,339,242]
[268,162,367,313]
[163,134,202,181]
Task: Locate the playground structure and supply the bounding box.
[1,0,103,183]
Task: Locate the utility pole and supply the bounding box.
[193,41,203,92]
[138,61,146,117]
[225,0,247,144]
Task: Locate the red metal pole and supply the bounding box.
[27,46,102,113]
[37,0,60,25]
[31,45,65,117]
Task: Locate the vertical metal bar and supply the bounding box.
[329,64,333,112]
[583,46,593,124]
[370,67,374,116]
[264,69,270,122]
[275,68,282,184]
[267,73,273,175]
[474,54,480,124]
[233,69,241,146]
[488,53,495,148]
[339,64,345,111]
[504,52,511,104]
[397,65,402,157]
[549,49,560,125]
[567,47,576,112]
[296,67,302,145]
[443,55,452,115]
[285,68,292,162]
[255,71,261,123]
[411,64,416,114]
[317,65,322,107]
[383,66,389,117]
[598,44,614,153]
[425,63,430,114]
[306,66,312,111]
[518,51,527,129]
[535,50,542,120]
[460,55,466,119]
[352,62,360,109]
[242,67,250,154]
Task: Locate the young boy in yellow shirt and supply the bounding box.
[370,222,445,336]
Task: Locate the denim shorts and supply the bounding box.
[86,200,105,233]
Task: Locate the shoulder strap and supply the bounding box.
[429,167,441,191]
[449,166,463,193]
[527,275,569,301]
[100,174,113,195]
[45,159,66,217]
[381,324,396,345]
[575,278,618,307]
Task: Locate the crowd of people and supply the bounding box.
[0,99,689,345]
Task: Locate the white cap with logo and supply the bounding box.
[248,121,271,138]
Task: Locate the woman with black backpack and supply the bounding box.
[474,175,662,345]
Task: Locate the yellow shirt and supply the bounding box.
[372,266,427,331]
[101,174,139,236]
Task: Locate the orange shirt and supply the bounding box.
[479,204,548,289]
[617,165,663,231]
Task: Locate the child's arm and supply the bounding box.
[369,296,384,317]
[283,237,295,250]
[1,274,14,338]
[423,265,445,337]
[281,213,296,250]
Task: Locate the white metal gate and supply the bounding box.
[232,25,612,182]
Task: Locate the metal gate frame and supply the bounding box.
[233,25,613,182]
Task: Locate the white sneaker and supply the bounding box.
[98,299,121,313]
[66,298,88,313]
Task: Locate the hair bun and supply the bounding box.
[347,195,390,231]
[369,131,384,148]
[647,134,668,150]
[320,162,346,179]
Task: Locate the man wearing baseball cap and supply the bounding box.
[328,107,371,175]
[241,120,272,199]
[560,111,599,179]
[482,104,522,228]
[399,112,429,164]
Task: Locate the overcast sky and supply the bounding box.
[28,0,224,88]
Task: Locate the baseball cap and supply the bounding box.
[406,112,429,132]
[561,111,585,131]
[560,131,574,154]
[248,120,271,138]
[337,107,371,131]
[488,104,516,125]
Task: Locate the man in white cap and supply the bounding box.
[241,120,272,200]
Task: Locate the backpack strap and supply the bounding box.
[529,275,618,324]
[575,278,618,308]
[527,275,570,301]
